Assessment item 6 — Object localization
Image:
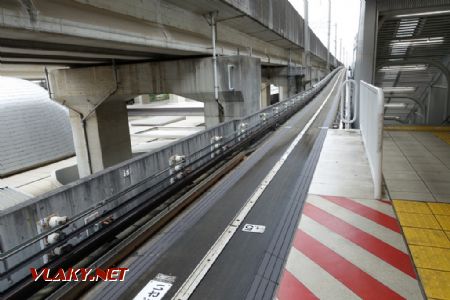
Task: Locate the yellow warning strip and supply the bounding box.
[384,125,450,132]
[393,200,450,299]
[434,132,450,145]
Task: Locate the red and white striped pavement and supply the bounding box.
[276,194,423,300]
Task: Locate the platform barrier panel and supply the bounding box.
[359,81,384,199]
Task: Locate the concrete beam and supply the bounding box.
[0,0,301,66]
[49,56,261,175]
[50,56,261,124]
[262,65,305,98]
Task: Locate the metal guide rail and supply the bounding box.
[0,68,342,296]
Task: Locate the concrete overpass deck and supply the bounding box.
[0,0,336,68]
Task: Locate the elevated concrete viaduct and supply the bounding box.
[0,0,334,67]
[1,0,340,176]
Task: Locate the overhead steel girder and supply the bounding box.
[377,59,450,120]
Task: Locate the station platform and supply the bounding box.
[277,129,424,299]
[277,127,450,300]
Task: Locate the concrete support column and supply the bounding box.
[262,66,304,99]
[260,82,271,107]
[134,94,151,104]
[203,56,261,126]
[279,85,288,101]
[310,68,316,85]
[169,94,184,103]
[303,67,311,90]
[69,101,132,177]
[288,75,297,97]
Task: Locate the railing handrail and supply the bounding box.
[339,79,359,126]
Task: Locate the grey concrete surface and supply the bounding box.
[69,101,132,177]
[384,131,450,202]
[0,0,337,68]
[309,129,375,199]
[0,186,31,211]
[130,116,185,126]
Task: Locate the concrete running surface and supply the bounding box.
[82,70,345,300]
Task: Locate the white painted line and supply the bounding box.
[134,274,175,300]
[242,224,266,233]
[171,71,344,300]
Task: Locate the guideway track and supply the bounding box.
[1,66,342,299]
[85,68,345,300]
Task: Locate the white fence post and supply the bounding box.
[359,81,384,200]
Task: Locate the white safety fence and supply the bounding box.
[359,81,384,199]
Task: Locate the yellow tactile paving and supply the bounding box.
[417,268,450,300]
[385,125,450,132]
[429,203,450,216]
[403,227,450,248]
[436,215,450,231]
[393,200,450,300]
[393,200,433,214]
[397,212,441,229]
[409,245,450,272]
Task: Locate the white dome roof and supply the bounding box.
[0,76,74,176]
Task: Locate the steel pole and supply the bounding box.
[326,0,331,70]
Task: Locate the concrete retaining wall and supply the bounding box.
[0,118,239,290]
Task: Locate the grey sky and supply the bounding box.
[289,0,361,66]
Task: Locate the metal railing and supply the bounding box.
[359,81,384,200]
[339,79,358,129]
